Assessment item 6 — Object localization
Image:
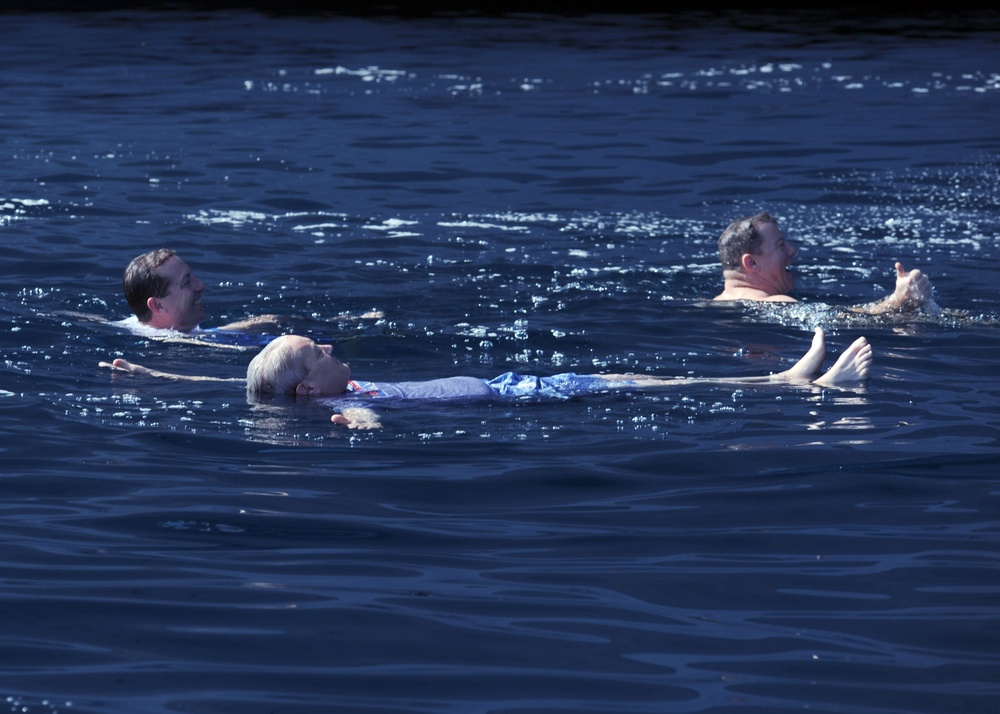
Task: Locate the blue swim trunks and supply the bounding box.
[486,372,612,400]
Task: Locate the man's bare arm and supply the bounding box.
[215,314,284,331]
[99,358,242,383]
[216,310,384,332]
[848,262,935,315]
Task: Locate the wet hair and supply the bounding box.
[246,336,310,396]
[123,249,176,322]
[718,212,778,270]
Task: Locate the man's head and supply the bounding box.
[718,212,797,295]
[123,250,206,331]
[246,335,351,397]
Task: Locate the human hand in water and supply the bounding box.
[99,358,153,375]
[216,314,284,331]
[890,261,933,310]
[326,310,385,322]
[331,407,383,430]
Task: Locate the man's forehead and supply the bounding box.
[157,256,190,280]
[759,222,784,241]
[287,336,316,356]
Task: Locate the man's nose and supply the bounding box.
[788,244,798,257]
[193,276,205,291]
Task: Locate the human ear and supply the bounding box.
[146,296,163,314]
[294,382,312,396]
[741,253,757,272]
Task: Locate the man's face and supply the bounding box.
[152,256,206,331]
[751,222,797,295]
[295,338,351,396]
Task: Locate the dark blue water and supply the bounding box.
[2,8,999,713]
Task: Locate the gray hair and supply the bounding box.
[718,212,778,270]
[246,336,309,396]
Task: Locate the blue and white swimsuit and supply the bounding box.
[339,372,621,402]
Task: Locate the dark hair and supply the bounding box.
[718,212,778,270]
[123,249,176,322]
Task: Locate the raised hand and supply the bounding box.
[892,261,933,309]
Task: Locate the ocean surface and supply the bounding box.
[1,7,998,713]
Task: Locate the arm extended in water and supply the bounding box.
[215,310,386,332]
[101,357,382,429]
[98,358,243,383]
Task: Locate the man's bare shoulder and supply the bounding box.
[713,289,798,303]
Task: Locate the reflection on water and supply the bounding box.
[1,8,999,714]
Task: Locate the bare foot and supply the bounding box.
[813,336,872,387]
[773,327,826,383]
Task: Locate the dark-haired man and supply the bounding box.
[712,212,934,314]
[121,249,381,338]
[123,249,221,332]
